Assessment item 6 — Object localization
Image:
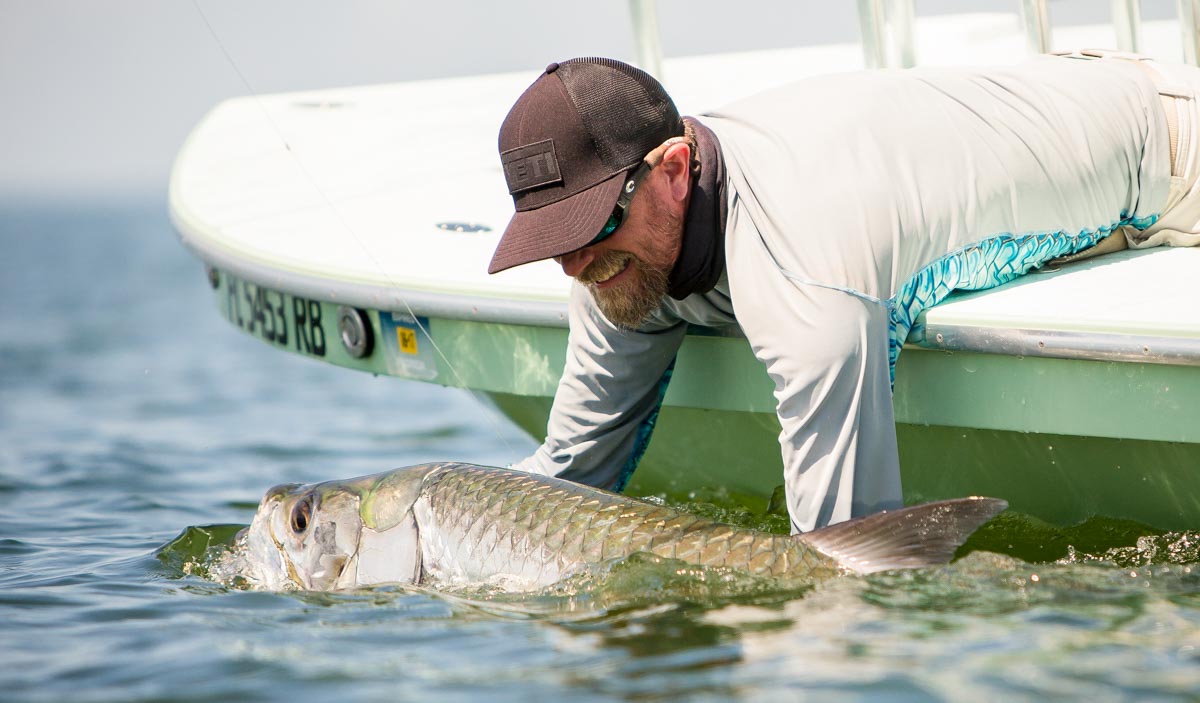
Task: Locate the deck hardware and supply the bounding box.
[205,265,219,289]
[337,306,374,359]
[435,222,492,233]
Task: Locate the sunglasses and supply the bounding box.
[589,160,654,246]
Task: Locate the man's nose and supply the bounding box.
[556,248,595,278]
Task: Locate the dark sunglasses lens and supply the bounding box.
[591,213,621,245]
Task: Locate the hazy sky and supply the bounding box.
[0,0,1180,200]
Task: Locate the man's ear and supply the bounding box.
[659,141,692,204]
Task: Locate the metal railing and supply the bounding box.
[1181,0,1200,64]
[1016,1,1200,64]
[857,0,917,68]
[1113,0,1143,53]
[627,0,1200,79]
[1018,0,1142,56]
[629,0,665,80]
[860,0,1200,68]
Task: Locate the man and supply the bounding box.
[488,53,1200,533]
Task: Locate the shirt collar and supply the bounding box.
[667,117,727,300]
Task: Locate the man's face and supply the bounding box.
[555,177,683,329]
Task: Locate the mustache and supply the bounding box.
[577,251,634,285]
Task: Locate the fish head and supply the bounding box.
[238,465,437,590]
[240,480,366,590]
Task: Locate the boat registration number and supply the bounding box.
[221,275,328,358]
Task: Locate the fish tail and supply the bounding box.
[799,497,1007,574]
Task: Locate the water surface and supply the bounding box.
[1,203,1198,701]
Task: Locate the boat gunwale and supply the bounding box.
[172,208,1200,368]
[916,322,1200,367]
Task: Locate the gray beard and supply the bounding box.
[587,255,670,330]
[577,198,681,330]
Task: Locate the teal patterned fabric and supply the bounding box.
[613,357,675,492]
[885,213,1158,384]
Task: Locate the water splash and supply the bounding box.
[156,523,247,586]
[1061,531,1200,568]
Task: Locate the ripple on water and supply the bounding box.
[0,537,37,558]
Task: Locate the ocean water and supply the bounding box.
[2,202,1199,702]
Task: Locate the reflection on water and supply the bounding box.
[3,203,1200,701]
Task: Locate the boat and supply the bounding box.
[169,5,1200,531]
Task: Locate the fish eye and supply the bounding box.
[290,495,313,534]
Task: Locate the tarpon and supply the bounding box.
[235,462,1006,591]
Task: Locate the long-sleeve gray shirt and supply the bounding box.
[514,55,1173,532]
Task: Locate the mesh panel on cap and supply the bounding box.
[558,58,683,170]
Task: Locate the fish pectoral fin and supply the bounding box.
[799,497,1008,575]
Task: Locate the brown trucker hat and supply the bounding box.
[488,57,683,274]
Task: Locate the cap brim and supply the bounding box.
[488,171,626,274]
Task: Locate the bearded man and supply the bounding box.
[488,54,1200,532]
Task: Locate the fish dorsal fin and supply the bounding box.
[799,497,1008,575]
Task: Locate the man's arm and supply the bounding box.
[726,211,905,533]
[512,281,687,491]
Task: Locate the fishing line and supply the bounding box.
[189,0,521,456]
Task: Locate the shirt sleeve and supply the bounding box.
[511,281,688,491]
[725,204,905,533]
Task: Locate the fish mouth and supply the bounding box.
[310,555,349,586]
[266,490,363,590]
[266,514,306,590]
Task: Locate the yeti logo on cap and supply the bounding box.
[501,139,562,195]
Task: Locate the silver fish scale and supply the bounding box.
[414,465,838,584]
